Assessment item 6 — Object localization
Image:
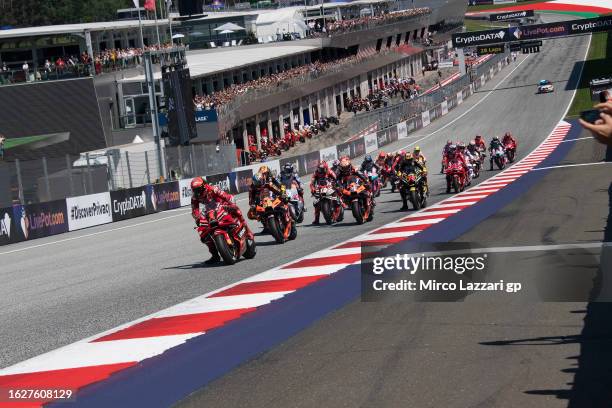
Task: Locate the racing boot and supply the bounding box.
[312,207,320,225]
[204,242,221,264]
[489,158,494,171]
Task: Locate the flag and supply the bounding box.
[144,0,156,11]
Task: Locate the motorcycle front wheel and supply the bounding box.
[214,234,238,265]
[321,200,334,225]
[268,217,284,243]
[352,200,365,225]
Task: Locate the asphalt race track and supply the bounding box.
[0,14,593,398]
[177,129,611,408]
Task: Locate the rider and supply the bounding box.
[336,156,372,206]
[474,135,486,152]
[397,153,428,210]
[248,165,282,211]
[489,136,505,170]
[360,154,380,173]
[279,163,304,196]
[191,176,253,264]
[502,131,517,149]
[441,140,453,172]
[375,151,388,169]
[413,146,427,165]
[330,159,341,175]
[310,161,337,225]
[446,144,469,193]
[466,140,481,168]
[458,142,474,181]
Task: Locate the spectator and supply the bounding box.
[580,100,612,146]
[0,134,5,160]
[22,61,29,76]
[1,62,6,72]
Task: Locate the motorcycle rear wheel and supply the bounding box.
[214,235,238,265]
[244,238,257,259]
[453,178,460,194]
[268,217,285,243]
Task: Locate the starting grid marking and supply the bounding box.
[0,120,572,407]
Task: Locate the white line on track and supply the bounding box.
[532,161,612,171]
[561,136,594,143]
[398,54,531,150]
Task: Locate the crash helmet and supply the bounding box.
[339,156,352,173]
[457,142,466,150]
[282,162,294,175]
[413,146,421,155]
[398,150,406,157]
[492,136,499,141]
[504,131,512,138]
[190,176,207,197]
[364,154,373,163]
[446,140,453,145]
[475,135,483,142]
[316,161,328,176]
[378,151,387,160]
[468,140,476,151]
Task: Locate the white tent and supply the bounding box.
[255,8,307,39]
[214,22,245,31]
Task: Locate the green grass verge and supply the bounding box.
[464,19,508,32]
[567,31,611,118]
[4,134,53,150]
[467,0,551,12]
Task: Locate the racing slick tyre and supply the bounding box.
[288,222,298,241]
[244,238,257,259]
[352,200,365,225]
[453,179,460,194]
[296,208,304,224]
[213,235,238,265]
[496,157,505,170]
[409,190,421,211]
[268,217,285,243]
[337,206,344,222]
[507,150,515,163]
[321,200,334,225]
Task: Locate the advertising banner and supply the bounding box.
[202,173,231,195]
[441,100,449,116]
[376,129,389,147]
[66,192,112,231]
[364,133,378,153]
[350,137,366,158]
[489,10,534,22]
[452,28,508,48]
[407,118,416,133]
[569,15,612,35]
[179,178,193,206]
[319,146,338,163]
[266,160,281,178]
[11,200,69,241]
[397,121,408,139]
[477,44,505,56]
[110,187,150,222]
[336,141,351,159]
[305,151,321,174]
[0,206,18,246]
[145,182,181,213]
[280,156,301,174]
[389,126,398,143]
[233,169,253,193]
[422,110,431,127]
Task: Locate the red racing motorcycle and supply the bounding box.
[445,160,467,194]
[197,204,256,265]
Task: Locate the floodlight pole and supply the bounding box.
[144,51,164,180]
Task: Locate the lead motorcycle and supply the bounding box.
[398,170,427,210]
[282,179,305,223]
[196,204,256,265]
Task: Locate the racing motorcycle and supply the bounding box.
[398,170,427,210]
[504,141,517,163]
[492,149,507,170]
[313,178,344,225]
[282,180,305,223]
[366,168,381,197]
[471,154,481,179]
[379,164,392,188]
[340,175,373,224]
[196,204,256,265]
[445,160,467,194]
[255,185,297,243]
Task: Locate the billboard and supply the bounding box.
[66,192,112,231]
[477,44,505,55]
[0,206,18,246]
[422,110,431,127]
[179,178,193,207]
[110,187,150,222]
[364,133,378,153]
[489,10,534,22]
[350,137,366,158]
[11,200,69,241]
[320,146,338,163]
[336,141,351,159]
[146,182,181,212]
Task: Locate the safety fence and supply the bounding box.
[0,144,236,207]
[0,52,512,247]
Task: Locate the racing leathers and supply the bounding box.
[397,157,427,209]
[489,139,505,170]
[310,166,337,224]
[192,185,252,261]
